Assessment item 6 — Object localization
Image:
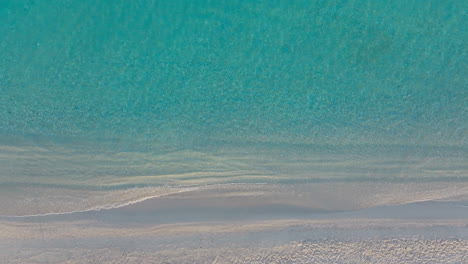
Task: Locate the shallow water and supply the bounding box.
[1,0,467,263]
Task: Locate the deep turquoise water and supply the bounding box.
[1,0,466,147]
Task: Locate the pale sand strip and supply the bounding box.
[1,218,467,263]
[4,238,466,264]
[2,218,468,240]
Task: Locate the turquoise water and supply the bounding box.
[0,1,467,216]
[1,0,466,147]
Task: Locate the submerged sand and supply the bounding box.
[1,143,467,263]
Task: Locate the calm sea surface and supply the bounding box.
[0,0,466,215]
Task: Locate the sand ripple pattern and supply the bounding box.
[2,239,467,264]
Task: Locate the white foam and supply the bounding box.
[0,187,199,218]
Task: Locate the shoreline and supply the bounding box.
[2,182,468,219]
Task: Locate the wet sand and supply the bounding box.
[1,183,468,263]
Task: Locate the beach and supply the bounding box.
[1,0,466,262]
[2,183,468,263]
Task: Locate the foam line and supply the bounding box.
[0,187,199,219]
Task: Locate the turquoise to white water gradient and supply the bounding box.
[0,0,466,216]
